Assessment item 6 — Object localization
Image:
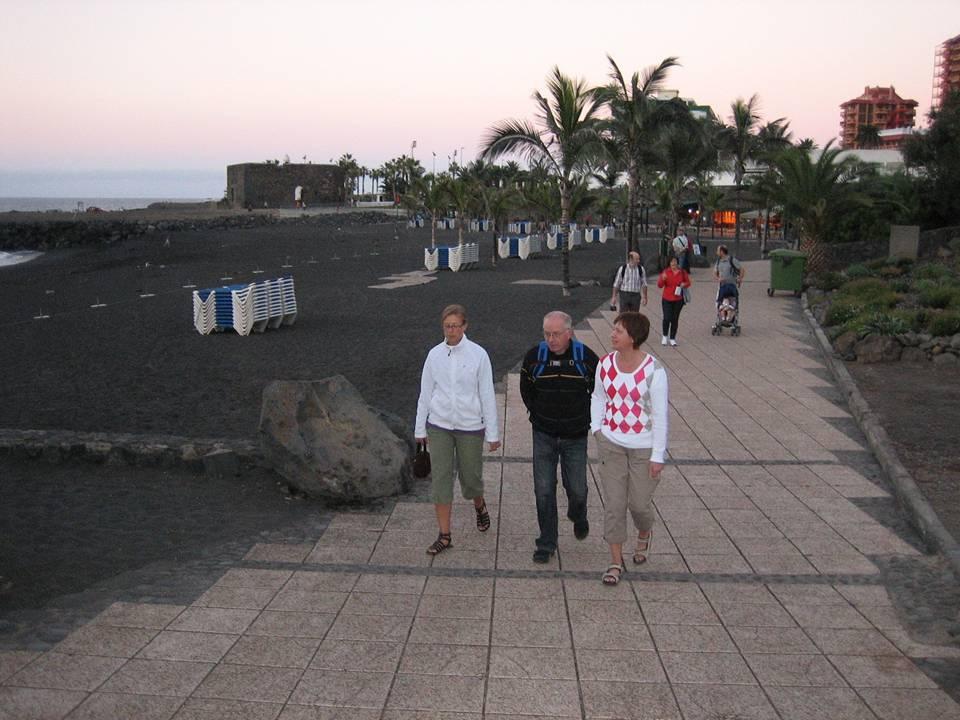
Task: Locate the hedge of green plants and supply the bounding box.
[814,257,960,339]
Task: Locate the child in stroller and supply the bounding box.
[711,244,744,336]
[712,282,741,335]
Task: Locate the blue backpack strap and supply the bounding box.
[533,341,549,378]
[571,339,588,378]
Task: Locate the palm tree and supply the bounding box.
[653,121,717,252]
[443,175,473,246]
[699,184,726,239]
[410,175,451,249]
[689,171,716,243]
[477,184,520,264]
[481,66,605,294]
[770,140,868,273]
[600,55,680,254]
[796,138,818,151]
[337,154,362,205]
[753,119,792,253]
[855,124,881,149]
[721,94,763,252]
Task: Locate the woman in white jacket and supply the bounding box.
[415,305,501,554]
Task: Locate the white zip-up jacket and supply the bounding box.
[414,335,500,443]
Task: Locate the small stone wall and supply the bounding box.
[0,211,393,252]
[822,226,960,270]
[832,330,960,365]
[0,429,259,470]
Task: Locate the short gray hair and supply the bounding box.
[543,310,573,330]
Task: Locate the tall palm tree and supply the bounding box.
[600,55,680,254]
[699,184,726,239]
[770,140,867,273]
[753,119,793,253]
[653,121,717,248]
[721,94,763,252]
[855,124,881,149]
[337,154,361,204]
[481,66,605,294]
[689,171,716,243]
[477,184,520,265]
[796,138,818,151]
[443,175,473,246]
[410,175,451,249]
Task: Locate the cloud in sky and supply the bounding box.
[2,0,958,194]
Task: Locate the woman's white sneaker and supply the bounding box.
[669,339,678,347]
[661,336,668,345]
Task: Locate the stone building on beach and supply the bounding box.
[226,162,344,209]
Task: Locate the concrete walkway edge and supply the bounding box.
[801,294,960,578]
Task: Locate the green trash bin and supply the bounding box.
[767,249,807,297]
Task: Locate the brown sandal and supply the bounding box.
[426,533,452,555]
[633,530,652,565]
[475,501,491,533]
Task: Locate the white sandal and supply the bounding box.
[602,563,625,586]
[633,530,652,565]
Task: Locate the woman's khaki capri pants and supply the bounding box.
[426,426,485,504]
[596,433,661,544]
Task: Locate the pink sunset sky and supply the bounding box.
[1,0,958,196]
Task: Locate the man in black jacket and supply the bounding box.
[520,311,600,563]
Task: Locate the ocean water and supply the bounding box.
[0,197,210,213]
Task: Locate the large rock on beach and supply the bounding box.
[258,376,411,501]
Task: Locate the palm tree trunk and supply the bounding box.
[734,183,742,256]
[561,184,571,296]
[799,234,826,275]
[762,207,771,256]
[626,169,638,256]
[431,208,437,249]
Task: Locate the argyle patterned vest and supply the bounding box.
[597,353,656,434]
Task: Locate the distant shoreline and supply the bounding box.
[0,197,214,214]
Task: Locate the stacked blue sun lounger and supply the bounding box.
[193,276,297,335]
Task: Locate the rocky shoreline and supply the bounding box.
[0,209,395,251]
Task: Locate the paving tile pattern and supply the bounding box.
[2,267,959,718]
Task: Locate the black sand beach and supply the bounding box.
[0,216,625,439]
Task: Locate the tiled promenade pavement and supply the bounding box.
[3,262,959,719]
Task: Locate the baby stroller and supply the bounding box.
[711,282,741,336]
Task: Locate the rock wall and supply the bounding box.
[822,226,960,269]
[0,211,393,251]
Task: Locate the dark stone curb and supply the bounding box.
[801,294,960,579]
[0,428,260,472]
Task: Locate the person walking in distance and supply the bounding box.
[657,256,691,347]
[415,305,501,555]
[520,311,600,564]
[610,251,648,312]
[672,227,691,271]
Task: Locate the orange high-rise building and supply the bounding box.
[932,33,960,110]
[839,86,918,149]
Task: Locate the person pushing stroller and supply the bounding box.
[712,245,745,336]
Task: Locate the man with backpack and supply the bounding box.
[520,311,600,564]
[610,251,648,312]
[714,244,745,300]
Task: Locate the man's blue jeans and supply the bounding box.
[532,429,589,553]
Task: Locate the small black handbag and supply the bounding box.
[412,441,431,478]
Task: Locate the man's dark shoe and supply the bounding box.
[532,549,554,564]
[574,519,590,540]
